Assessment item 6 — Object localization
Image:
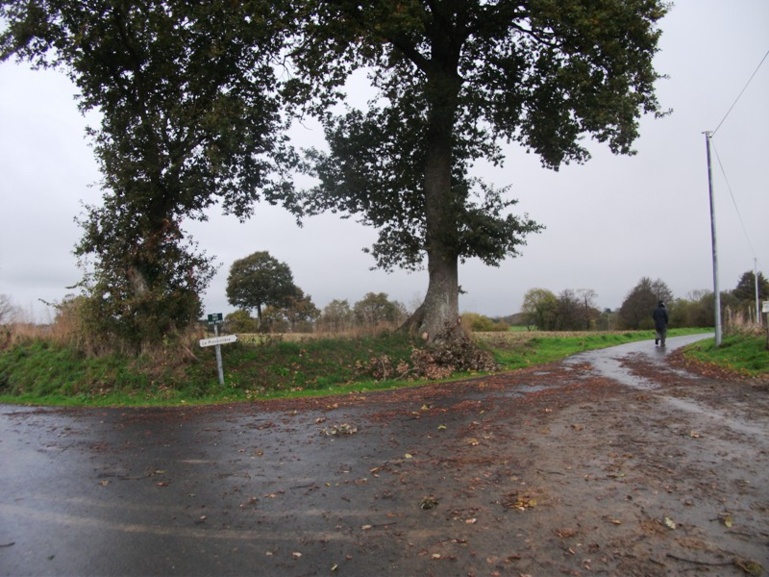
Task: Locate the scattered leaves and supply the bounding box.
[503,491,538,511]
[321,423,358,436]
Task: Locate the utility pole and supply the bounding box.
[755,258,760,325]
[704,131,722,346]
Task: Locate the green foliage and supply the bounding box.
[224,310,260,333]
[317,299,355,333]
[618,277,673,330]
[260,288,321,333]
[521,288,559,330]
[732,270,769,302]
[353,293,407,329]
[462,313,508,332]
[1,0,297,352]
[295,0,667,340]
[0,328,746,407]
[226,251,300,322]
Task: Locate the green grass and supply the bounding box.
[680,332,769,377]
[0,327,760,408]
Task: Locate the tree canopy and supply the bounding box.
[618,277,673,330]
[1,0,297,350]
[295,0,668,343]
[226,252,300,323]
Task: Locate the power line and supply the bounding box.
[710,139,757,260]
[712,47,769,137]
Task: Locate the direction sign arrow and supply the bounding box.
[199,334,238,348]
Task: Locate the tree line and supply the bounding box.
[519,271,769,332]
[221,251,407,334]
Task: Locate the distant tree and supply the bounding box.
[461,313,509,333]
[555,289,582,331]
[226,252,300,325]
[353,293,407,330]
[618,277,673,330]
[731,271,769,322]
[597,308,617,331]
[261,291,319,333]
[732,271,769,302]
[224,310,260,334]
[0,294,17,325]
[668,290,708,328]
[521,288,558,331]
[318,299,354,333]
[576,289,600,331]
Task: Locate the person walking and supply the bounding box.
[652,300,669,346]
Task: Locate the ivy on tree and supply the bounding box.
[1,0,297,350]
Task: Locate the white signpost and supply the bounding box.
[200,314,236,385]
[200,335,238,348]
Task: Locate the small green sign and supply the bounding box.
[207,313,223,323]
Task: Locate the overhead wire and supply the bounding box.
[707,46,768,272]
[712,47,769,137]
[710,139,756,260]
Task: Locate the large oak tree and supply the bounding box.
[291,0,669,343]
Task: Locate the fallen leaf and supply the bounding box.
[292,552,302,558]
[465,518,477,524]
[431,553,441,560]
[733,558,764,576]
[420,496,439,510]
[663,516,676,529]
[719,513,734,527]
[361,525,372,531]
[404,453,413,459]
[437,424,447,430]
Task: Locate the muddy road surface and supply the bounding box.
[1,334,767,577]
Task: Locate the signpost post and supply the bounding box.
[201,314,236,385]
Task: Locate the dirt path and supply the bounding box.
[1,335,767,576]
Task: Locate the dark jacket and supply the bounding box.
[652,304,669,330]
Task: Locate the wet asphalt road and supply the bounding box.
[0,335,715,576]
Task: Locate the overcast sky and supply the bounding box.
[1,0,768,323]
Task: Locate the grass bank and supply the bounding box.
[0,327,759,408]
